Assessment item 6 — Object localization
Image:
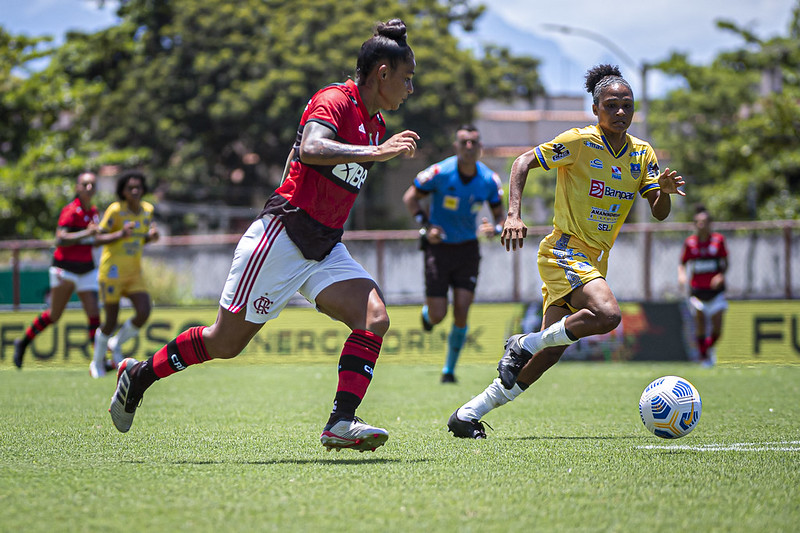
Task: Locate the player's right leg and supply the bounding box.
[109,216,297,432]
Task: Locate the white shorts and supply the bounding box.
[49,266,99,293]
[688,293,728,317]
[219,215,373,324]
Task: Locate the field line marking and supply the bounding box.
[636,440,800,452]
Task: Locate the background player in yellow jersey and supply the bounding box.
[448,64,686,438]
[91,170,159,377]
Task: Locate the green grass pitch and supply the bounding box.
[1,361,798,532]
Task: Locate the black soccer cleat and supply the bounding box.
[447,410,488,439]
[12,339,26,369]
[497,334,533,389]
[421,311,433,332]
[440,373,457,384]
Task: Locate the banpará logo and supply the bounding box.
[590,179,605,198]
[589,179,635,200]
[590,158,604,169]
[332,162,368,189]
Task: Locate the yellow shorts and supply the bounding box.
[537,230,608,312]
[98,264,147,304]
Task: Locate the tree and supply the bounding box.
[1,0,543,236]
[649,4,800,220]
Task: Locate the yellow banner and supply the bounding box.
[0,304,524,368]
[716,300,800,364]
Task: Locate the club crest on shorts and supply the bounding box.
[253,293,273,314]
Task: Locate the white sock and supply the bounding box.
[458,378,525,421]
[112,318,139,348]
[520,315,577,355]
[93,331,109,365]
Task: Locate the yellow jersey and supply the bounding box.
[98,201,154,277]
[534,124,660,252]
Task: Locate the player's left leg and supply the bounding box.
[314,277,390,452]
[442,288,473,383]
[108,291,151,365]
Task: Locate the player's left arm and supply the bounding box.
[646,167,685,220]
[145,222,160,244]
[479,203,506,238]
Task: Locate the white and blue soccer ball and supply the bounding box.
[639,376,702,439]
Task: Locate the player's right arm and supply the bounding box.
[501,149,540,251]
[94,203,134,245]
[299,121,419,164]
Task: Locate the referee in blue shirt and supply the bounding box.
[403,124,505,382]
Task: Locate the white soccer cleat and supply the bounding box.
[108,358,141,433]
[89,359,106,379]
[320,417,389,452]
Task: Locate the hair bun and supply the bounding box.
[376,18,407,44]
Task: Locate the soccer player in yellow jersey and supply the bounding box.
[448,64,686,438]
[91,170,160,378]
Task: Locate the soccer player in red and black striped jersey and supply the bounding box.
[109,19,419,452]
[13,172,132,369]
[678,205,728,365]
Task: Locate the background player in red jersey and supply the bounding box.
[678,204,728,366]
[109,19,419,453]
[12,172,132,368]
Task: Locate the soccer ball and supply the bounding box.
[639,376,702,439]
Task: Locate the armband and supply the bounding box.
[414,211,429,227]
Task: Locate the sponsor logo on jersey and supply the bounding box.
[630,149,647,157]
[584,140,605,150]
[552,143,571,162]
[590,158,604,169]
[588,204,623,227]
[358,123,366,134]
[443,195,460,211]
[611,166,622,180]
[630,163,641,179]
[332,162,368,189]
[589,179,635,201]
[692,258,720,274]
[590,179,605,198]
[647,161,660,178]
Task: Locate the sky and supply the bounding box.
[1,0,797,100]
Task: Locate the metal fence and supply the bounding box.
[2,220,798,309]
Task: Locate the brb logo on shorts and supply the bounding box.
[332,162,368,190]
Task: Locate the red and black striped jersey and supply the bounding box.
[264,79,386,260]
[681,232,728,298]
[52,197,100,273]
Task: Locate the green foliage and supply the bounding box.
[0,0,543,237]
[650,5,800,220]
